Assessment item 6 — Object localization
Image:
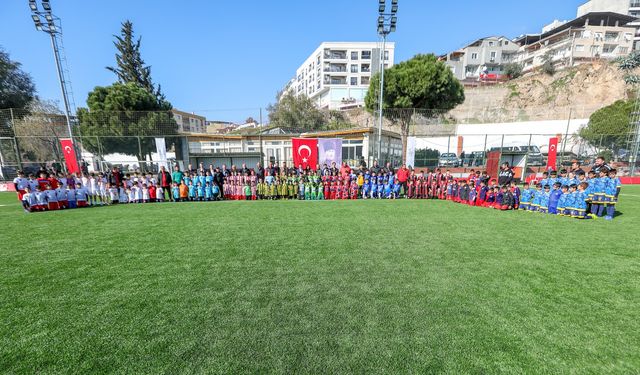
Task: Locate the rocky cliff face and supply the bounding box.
[450,61,634,122]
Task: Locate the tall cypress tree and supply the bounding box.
[106,20,166,104]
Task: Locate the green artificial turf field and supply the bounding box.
[0,188,639,374]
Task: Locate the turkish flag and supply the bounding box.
[292,138,318,170]
[60,138,80,174]
[546,137,559,171]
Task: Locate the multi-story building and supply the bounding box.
[172,109,207,134]
[282,42,395,110]
[577,0,640,49]
[439,36,520,82]
[511,12,636,73]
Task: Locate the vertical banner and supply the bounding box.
[546,137,559,171]
[318,138,342,167]
[486,151,501,180]
[406,137,417,167]
[292,138,318,170]
[155,137,168,169]
[59,139,80,174]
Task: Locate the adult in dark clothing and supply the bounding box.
[498,162,515,186]
[570,160,584,175]
[359,156,367,169]
[591,156,611,175]
[241,163,250,175]
[370,160,381,175]
[157,166,173,201]
[321,164,331,176]
[385,162,395,176]
[109,166,124,187]
[255,162,265,180]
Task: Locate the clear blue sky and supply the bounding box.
[1,0,585,122]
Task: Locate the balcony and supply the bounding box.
[323,63,347,73]
[324,76,347,85]
[323,50,347,60]
[631,0,640,8]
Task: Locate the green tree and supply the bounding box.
[106,21,165,103]
[267,92,326,130]
[77,83,177,169]
[0,47,36,110]
[540,51,556,76]
[616,52,640,84]
[365,54,465,162]
[579,99,633,158]
[503,63,524,79]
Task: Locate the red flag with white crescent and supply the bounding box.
[546,137,559,171]
[292,138,318,170]
[60,138,80,174]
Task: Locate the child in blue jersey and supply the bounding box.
[187,181,196,201]
[558,169,568,186]
[182,174,191,187]
[376,179,384,199]
[556,185,570,216]
[548,182,563,214]
[510,181,521,209]
[393,179,401,199]
[384,179,392,199]
[172,182,181,202]
[205,171,214,186]
[603,169,622,220]
[538,185,551,214]
[362,179,370,199]
[591,169,609,216]
[196,182,205,201]
[519,182,532,211]
[529,184,542,211]
[548,170,558,187]
[539,172,549,188]
[572,183,589,219]
[198,171,206,187]
[212,183,220,201]
[205,182,213,201]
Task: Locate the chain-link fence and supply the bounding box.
[1,106,639,180]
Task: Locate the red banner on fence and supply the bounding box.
[546,137,559,171]
[60,138,80,174]
[292,138,318,170]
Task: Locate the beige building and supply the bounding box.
[171,109,207,134]
[511,12,636,73]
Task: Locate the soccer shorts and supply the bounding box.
[520,202,529,210]
[539,207,548,214]
[16,190,26,201]
[48,202,59,211]
[78,201,88,207]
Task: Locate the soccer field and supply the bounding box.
[1,189,639,374]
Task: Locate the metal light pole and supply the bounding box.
[376,0,397,164]
[29,0,76,155]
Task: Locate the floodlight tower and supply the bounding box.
[376,0,397,163]
[29,0,76,146]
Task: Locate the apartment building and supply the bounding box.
[439,36,520,82]
[512,12,636,73]
[577,0,640,49]
[282,42,395,110]
[172,109,207,134]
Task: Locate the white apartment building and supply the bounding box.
[440,36,520,81]
[282,42,395,110]
[578,0,640,48]
[511,12,636,73]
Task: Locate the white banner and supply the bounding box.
[155,138,168,169]
[406,136,417,168]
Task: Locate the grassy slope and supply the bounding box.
[0,189,639,374]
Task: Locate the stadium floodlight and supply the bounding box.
[29,0,38,11]
[391,4,398,13]
[45,13,54,23]
[391,16,398,25]
[41,0,51,11]
[31,14,40,22]
[375,0,398,164]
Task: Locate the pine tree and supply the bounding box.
[106,20,166,104]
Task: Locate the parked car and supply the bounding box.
[489,145,544,166]
[438,153,461,167]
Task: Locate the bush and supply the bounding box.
[503,63,523,79]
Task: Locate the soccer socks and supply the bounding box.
[606,205,615,220]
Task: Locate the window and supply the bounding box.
[351,64,358,73]
[602,44,616,54]
[490,51,497,60]
[361,50,371,59]
[361,76,370,85]
[575,45,585,52]
[351,51,358,60]
[619,47,629,54]
[471,53,478,59]
[361,64,370,72]
[384,50,389,60]
[350,77,358,85]
[488,41,495,46]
